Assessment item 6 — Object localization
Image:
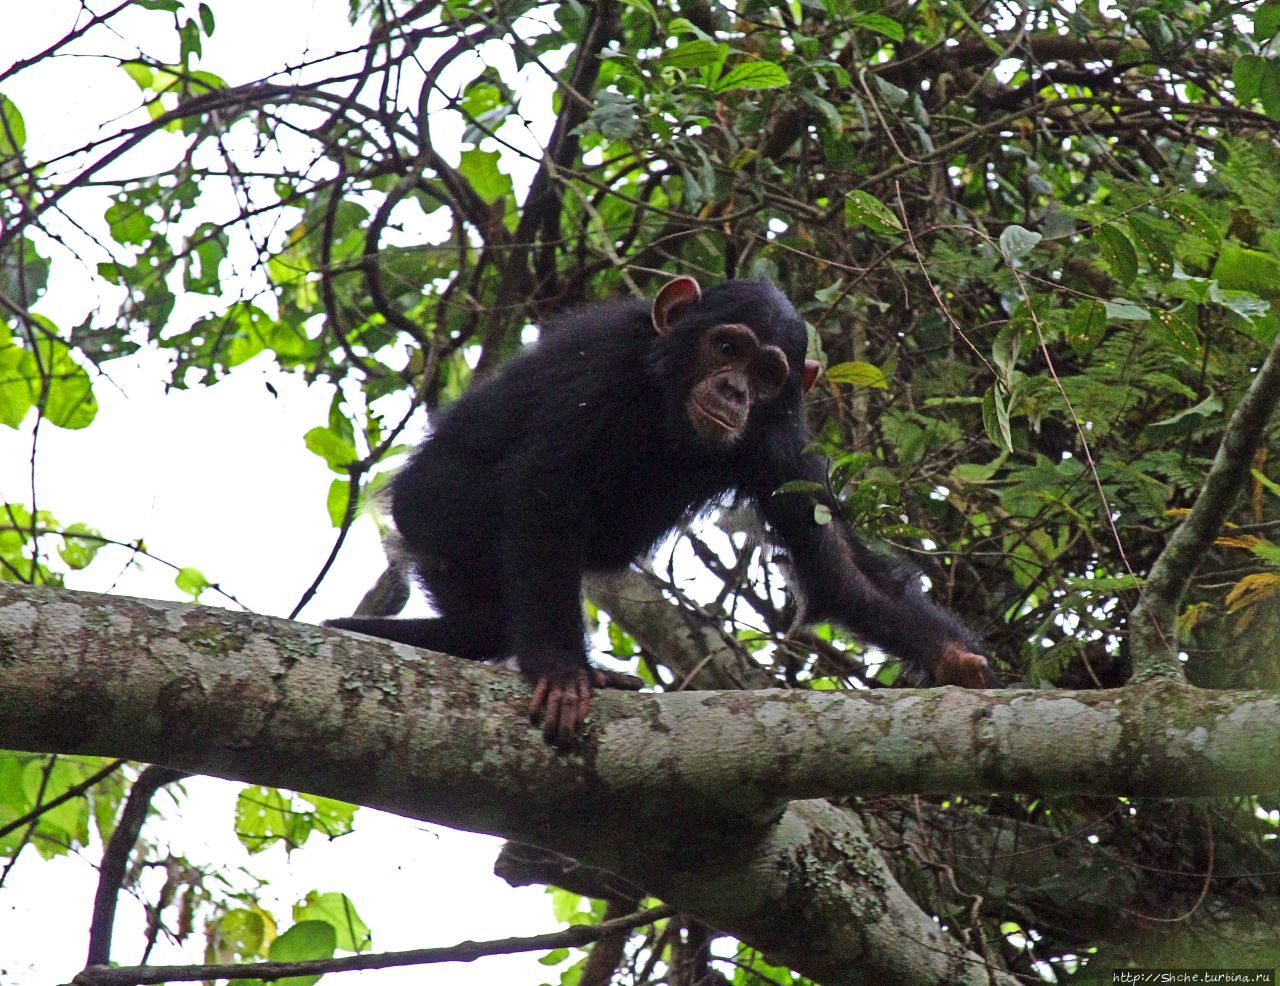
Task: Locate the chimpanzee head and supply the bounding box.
[650,276,819,448]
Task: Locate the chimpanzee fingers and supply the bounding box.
[542,683,568,746]
[529,677,550,723]
[548,681,581,748]
[936,650,997,689]
[591,668,643,691]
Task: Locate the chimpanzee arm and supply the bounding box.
[757,454,999,688]
[499,489,601,745]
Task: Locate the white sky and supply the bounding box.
[0,2,572,983]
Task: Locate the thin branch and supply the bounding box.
[1129,326,1280,678]
[74,904,675,986]
[87,766,189,966]
[0,759,125,840]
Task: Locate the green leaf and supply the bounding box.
[872,75,909,108]
[843,190,902,234]
[1094,225,1137,285]
[298,794,358,839]
[1255,2,1280,39]
[461,80,503,118]
[457,148,512,205]
[998,225,1041,263]
[824,360,887,388]
[22,758,92,853]
[588,91,640,140]
[666,17,712,39]
[59,524,105,570]
[304,426,357,472]
[550,888,588,923]
[1261,60,1280,118]
[236,786,296,853]
[1208,281,1271,320]
[774,479,825,496]
[1126,213,1174,280]
[38,337,98,429]
[1254,467,1280,499]
[1164,199,1219,246]
[660,39,727,70]
[714,60,788,92]
[175,567,211,600]
[1068,299,1107,357]
[952,461,1000,483]
[0,326,35,427]
[0,94,26,156]
[268,921,336,986]
[1103,299,1150,321]
[1234,54,1265,104]
[326,478,351,527]
[209,908,268,963]
[852,13,904,41]
[982,386,1013,453]
[1144,394,1223,441]
[294,891,371,953]
[1212,244,1280,298]
[122,61,154,91]
[992,320,1022,381]
[1151,307,1199,361]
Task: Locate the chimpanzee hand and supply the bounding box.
[934,646,1003,688]
[529,666,643,747]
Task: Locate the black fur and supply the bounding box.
[329,280,992,727]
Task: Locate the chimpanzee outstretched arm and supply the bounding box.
[758,455,999,688]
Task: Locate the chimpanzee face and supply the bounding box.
[650,276,819,447]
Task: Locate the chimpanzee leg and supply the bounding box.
[323,615,502,661]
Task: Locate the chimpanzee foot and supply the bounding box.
[590,667,643,691]
[530,668,594,748]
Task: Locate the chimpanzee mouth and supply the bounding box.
[692,397,745,434]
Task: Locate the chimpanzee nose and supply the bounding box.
[716,375,748,404]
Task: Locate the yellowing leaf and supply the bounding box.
[1215,535,1261,550]
[1224,571,1280,612]
[1177,601,1212,635]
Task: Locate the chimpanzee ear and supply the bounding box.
[651,276,702,335]
[802,359,821,394]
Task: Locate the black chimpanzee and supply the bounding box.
[327,277,998,746]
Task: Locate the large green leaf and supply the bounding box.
[714,60,788,92]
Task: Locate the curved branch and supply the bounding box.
[1130,327,1280,678]
[86,765,188,966]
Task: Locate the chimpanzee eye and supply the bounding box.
[718,339,738,358]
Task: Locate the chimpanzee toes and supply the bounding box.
[530,669,594,748]
[590,667,643,691]
[936,650,999,689]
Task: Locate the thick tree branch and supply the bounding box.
[2,584,1278,984]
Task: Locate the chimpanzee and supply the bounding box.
[327,277,998,746]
